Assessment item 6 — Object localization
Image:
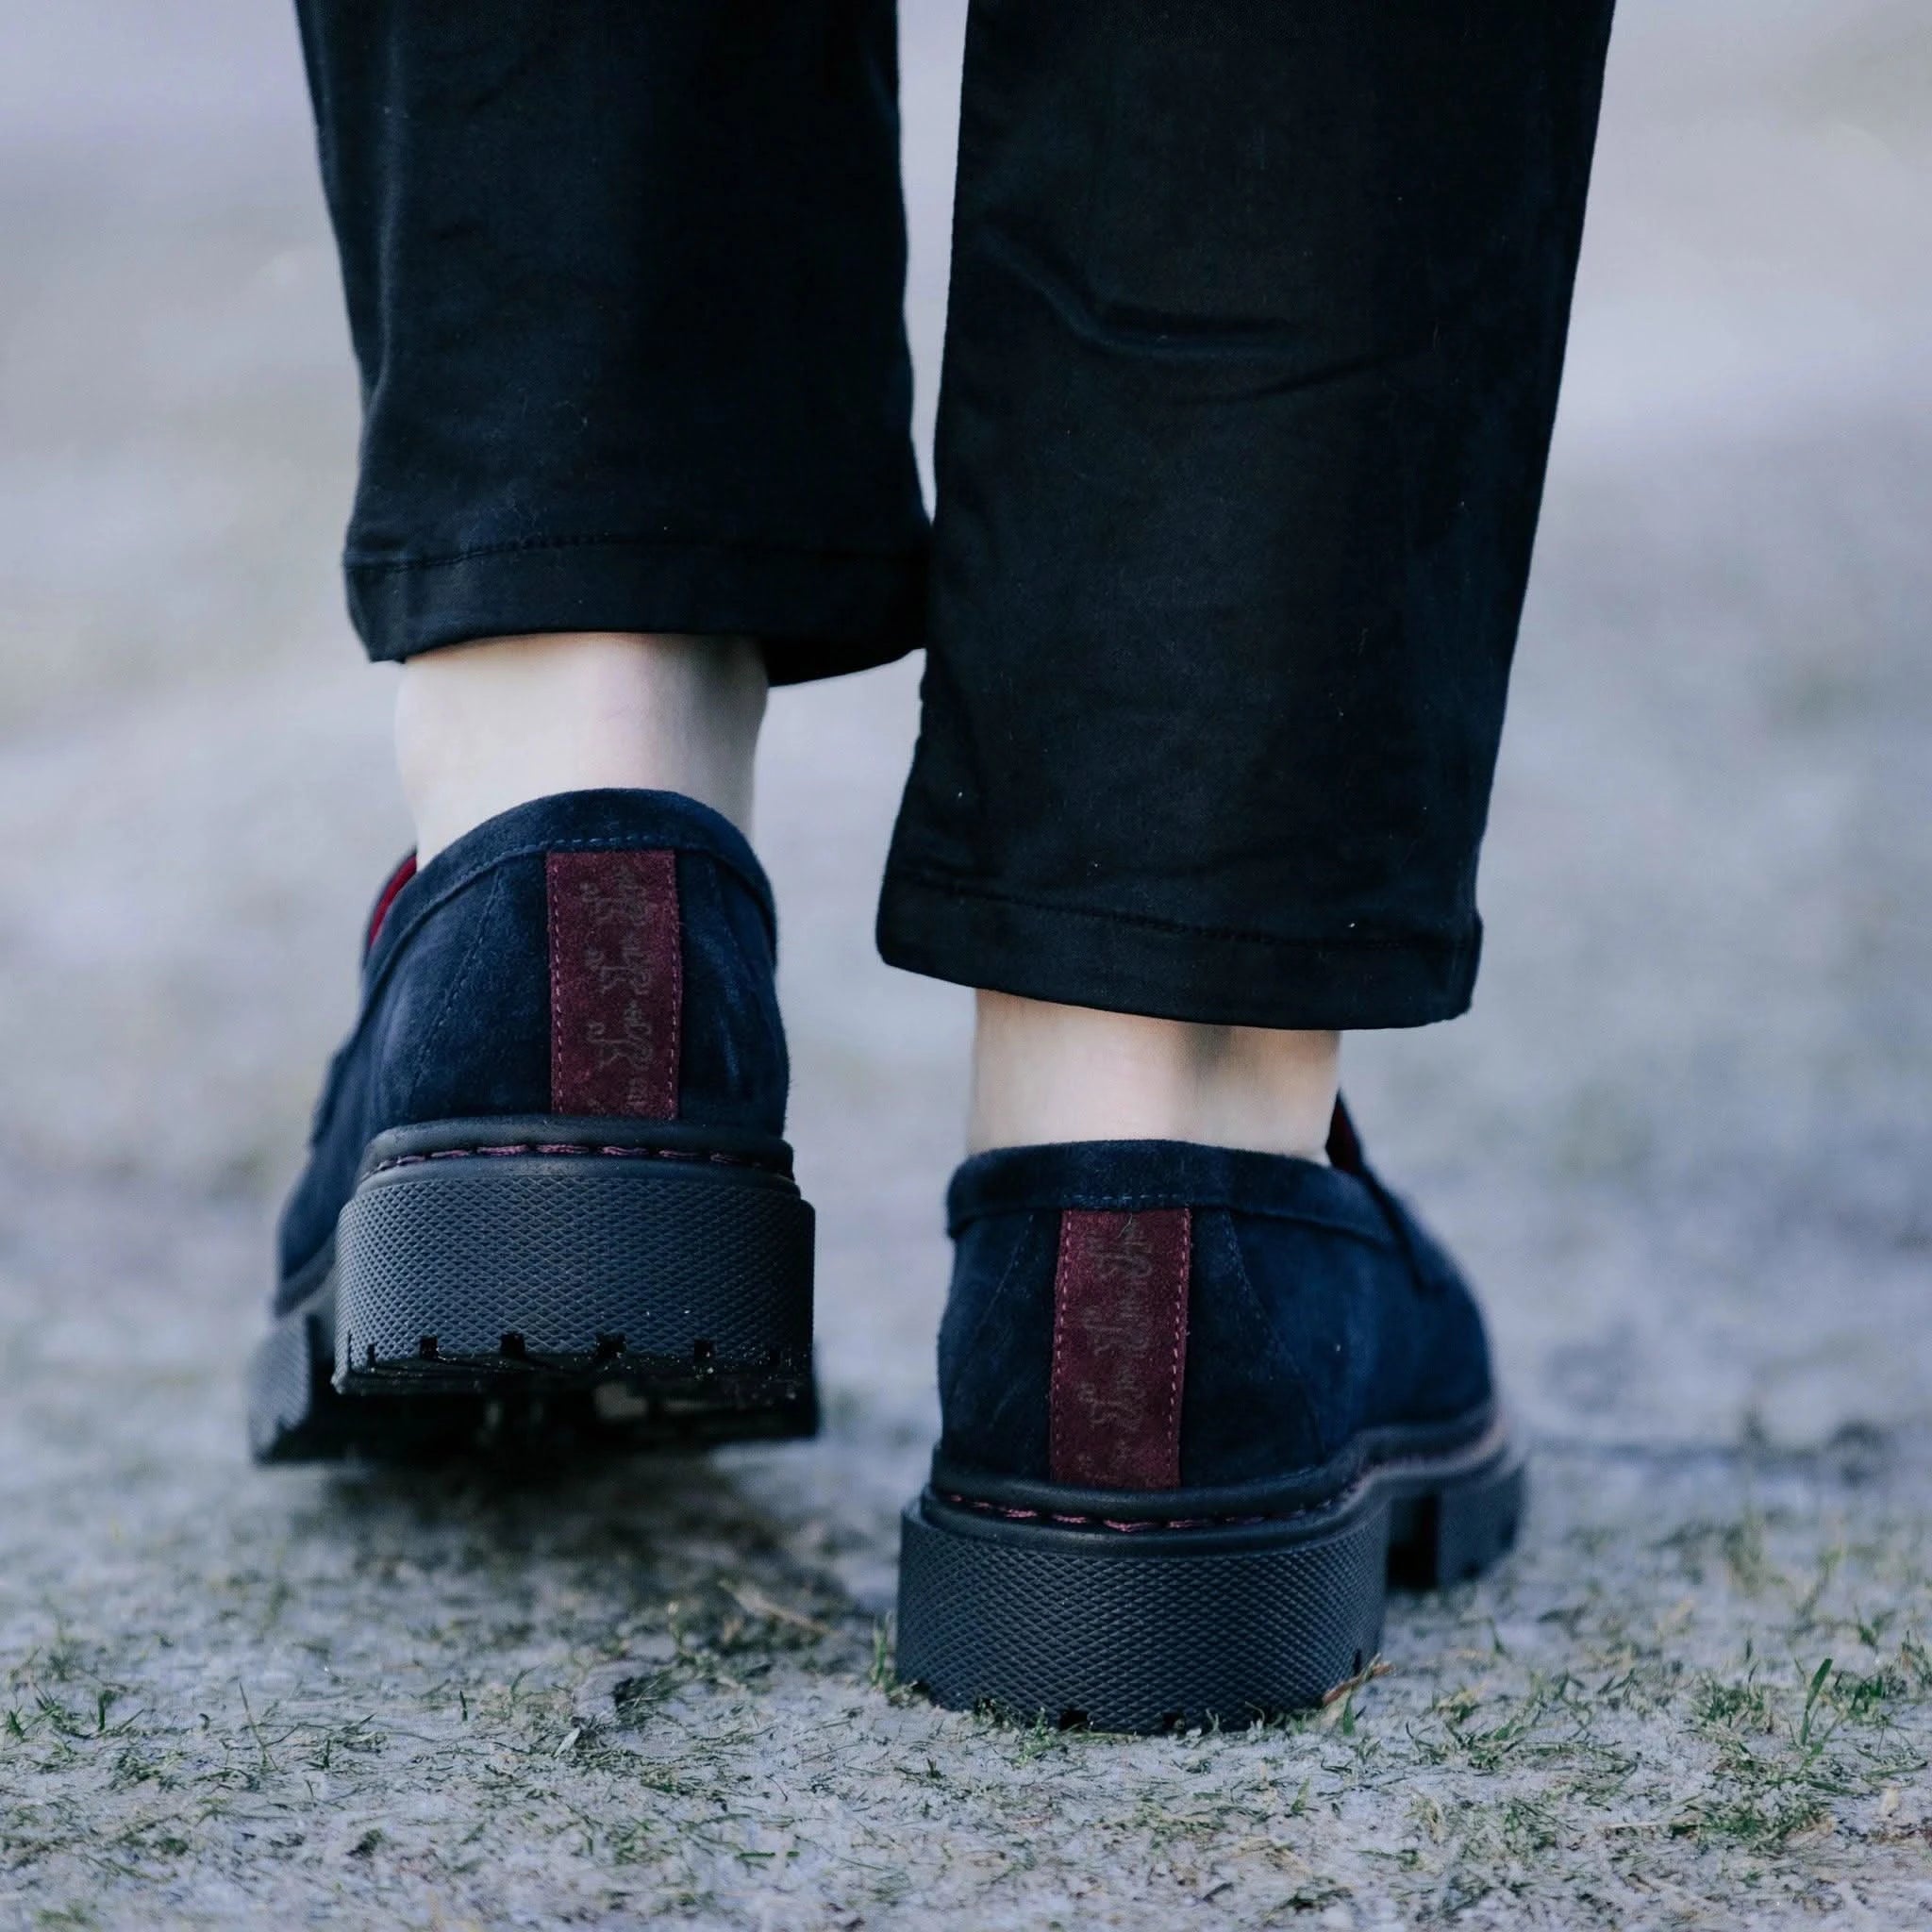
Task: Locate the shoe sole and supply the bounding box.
[894,1420,1523,1732]
[249,1119,815,1463]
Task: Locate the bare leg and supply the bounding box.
[394,632,767,861]
[968,990,1340,1161]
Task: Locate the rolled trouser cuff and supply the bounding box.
[875,868,1479,1032]
[347,534,927,686]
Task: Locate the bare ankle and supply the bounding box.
[968,991,1340,1160]
[395,631,767,861]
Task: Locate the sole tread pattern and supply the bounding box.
[249,1142,815,1464]
[895,1439,1524,1732]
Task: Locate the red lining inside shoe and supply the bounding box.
[365,853,418,952]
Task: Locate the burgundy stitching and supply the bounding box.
[546,878,566,1113]
[939,1489,1304,1533]
[1168,1208,1191,1465]
[369,1142,776,1177]
[660,873,683,1120]
[937,1432,1496,1535]
[1047,1211,1077,1480]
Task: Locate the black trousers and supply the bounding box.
[297,0,1615,1029]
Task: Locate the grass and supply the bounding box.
[2,1443,1931,1928]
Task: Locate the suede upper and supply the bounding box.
[935,1133,1493,1493]
[276,790,788,1296]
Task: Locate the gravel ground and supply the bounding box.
[2,3,1929,1925]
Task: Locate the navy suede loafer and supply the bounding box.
[895,1106,1522,1731]
[248,790,814,1462]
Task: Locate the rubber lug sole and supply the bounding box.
[894,1427,1523,1733]
[250,1140,815,1464]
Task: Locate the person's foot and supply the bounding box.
[248,790,814,1462]
[894,1107,1521,1731]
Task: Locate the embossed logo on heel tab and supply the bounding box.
[545,850,683,1119]
[1048,1208,1192,1490]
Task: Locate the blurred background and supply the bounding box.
[0,2,1927,1920]
[4,0,1924,1449]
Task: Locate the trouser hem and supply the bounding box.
[875,870,1479,1031]
[347,534,928,686]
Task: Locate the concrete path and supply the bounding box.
[2,3,1929,1924]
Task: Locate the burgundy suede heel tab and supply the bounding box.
[546,849,683,1119]
[1048,1208,1192,1491]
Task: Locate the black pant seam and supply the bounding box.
[345,530,928,575]
[886,867,1466,957]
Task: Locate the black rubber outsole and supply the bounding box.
[894,1422,1524,1733]
[249,1120,816,1464]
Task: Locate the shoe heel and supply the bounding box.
[247,1299,335,1463]
[895,1492,1390,1733]
[1388,1444,1526,1588]
[335,1143,813,1407]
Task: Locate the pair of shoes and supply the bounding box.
[250,790,1522,1731]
